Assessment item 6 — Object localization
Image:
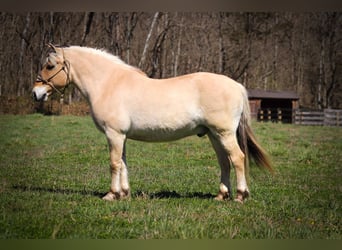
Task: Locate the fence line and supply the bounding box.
[294,109,342,126]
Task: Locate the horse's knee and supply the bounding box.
[110,159,123,172]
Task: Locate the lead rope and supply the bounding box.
[60,48,67,107]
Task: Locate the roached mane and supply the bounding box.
[69,46,147,76]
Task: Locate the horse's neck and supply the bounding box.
[66,49,113,103]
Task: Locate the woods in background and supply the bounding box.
[0,12,341,110]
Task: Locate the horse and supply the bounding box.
[32,44,272,203]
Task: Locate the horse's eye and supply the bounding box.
[46,64,55,70]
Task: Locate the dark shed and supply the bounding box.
[248,89,299,123]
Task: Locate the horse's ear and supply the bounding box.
[47,43,57,52]
[48,53,58,65]
[47,43,63,57]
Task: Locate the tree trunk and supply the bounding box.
[161,13,169,78]
[122,13,139,64]
[151,14,170,78]
[81,12,94,46]
[18,13,31,96]
[218,13,226,74]
[272,13,279,88]
[49,12,54,42]
[139,12,159,69]
[174,13,184,77]
[318,35,325,109]
[243,13,253,88]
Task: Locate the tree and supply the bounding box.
[311,12,341,109]
[139,12,160,69]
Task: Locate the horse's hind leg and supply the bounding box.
[120,141,130,197]
[208,133,232,200]
[211,131,249,203]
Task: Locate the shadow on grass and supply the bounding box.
[12,185,106,198]
[12,185,215,200]
[135,190,215,199]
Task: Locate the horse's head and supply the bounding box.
[32,43,70,101]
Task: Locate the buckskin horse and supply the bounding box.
[32,44,272,203]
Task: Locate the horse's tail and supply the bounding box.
[237,87,273,173]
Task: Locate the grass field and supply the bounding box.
[0,114,341,239]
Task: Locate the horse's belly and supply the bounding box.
[126,105,207,142]
[126,124,208,142]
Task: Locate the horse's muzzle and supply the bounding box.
[32,86,49,102]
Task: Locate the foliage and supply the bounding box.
[0,115,341,239]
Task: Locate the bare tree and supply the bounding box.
[312,12,341,109]
[173,12,184,77]
[125,12,139,64]
[150,13,171,78]
[139,12,159,69]
[81,12,95,46]
[104,13,120,55]
[18,13,31,96]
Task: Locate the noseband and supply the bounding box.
[36,51,71,102]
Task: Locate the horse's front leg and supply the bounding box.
[102,131,130,201]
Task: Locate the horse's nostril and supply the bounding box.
[32,91,38,101]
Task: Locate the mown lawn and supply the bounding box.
[0,114,341,239]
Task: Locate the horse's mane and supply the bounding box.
[68,46,147,76]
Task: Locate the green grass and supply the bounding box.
[0,114,341,239]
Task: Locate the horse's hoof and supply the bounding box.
[120,189,131,199]
[214,191,231,201]
[234,197,244,204]
[214,195,224,201]
[102,192,119,201]
[234,190,250,203]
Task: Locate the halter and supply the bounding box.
[36,50,71,103]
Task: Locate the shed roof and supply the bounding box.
[247,89,299,100]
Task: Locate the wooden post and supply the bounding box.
[292,109,297,124]
[277,109,282,123]
[337,110,340,126]
[58,95,64,115]
[259,109,264,122]
[267,109,271,121]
